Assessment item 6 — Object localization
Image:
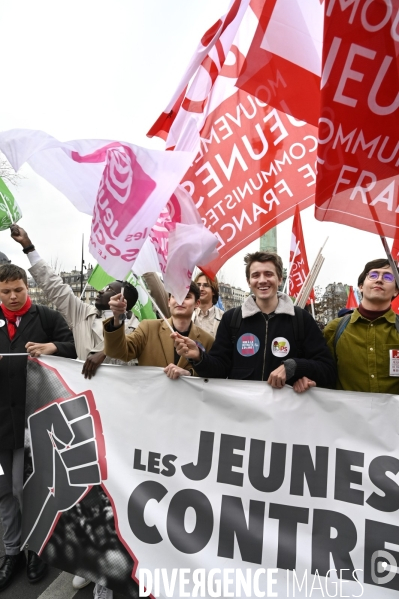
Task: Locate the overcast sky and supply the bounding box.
[0,0,386,291]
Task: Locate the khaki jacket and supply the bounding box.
[103,317,214,371]
[324,308,399,393]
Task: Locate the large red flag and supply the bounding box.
[237,0,399,241]
[150,1,399,272]
[288,205,315,303]
[314,1,399,238]
[148,0,320,277]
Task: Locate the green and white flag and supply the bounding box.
[87,264,115,291]
[88,264,156,321]
[0,178,22,230]
[126,271,156,321]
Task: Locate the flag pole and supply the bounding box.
[282,240,300,294]
[380,236,399,287]
[80,234,85,296]
[132,271,174,334]
[294,237,328,308]
[80,282,88,300]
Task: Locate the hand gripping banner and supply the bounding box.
[23,357,399,598]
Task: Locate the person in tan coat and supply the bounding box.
[103,281,214,378]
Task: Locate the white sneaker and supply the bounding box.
[93,583,113,599]
[72,575,91,589]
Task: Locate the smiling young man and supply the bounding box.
[324,259,399,393]
[103,282,214,378]
[173,252,336,389]
[0,264,76,591]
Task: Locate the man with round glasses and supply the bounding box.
[323,258,399,393]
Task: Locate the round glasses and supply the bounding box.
[367,270,395,283]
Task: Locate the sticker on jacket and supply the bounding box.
[271,337,290,357]
[237,334,260,356]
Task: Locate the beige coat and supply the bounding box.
[103,317,214,371]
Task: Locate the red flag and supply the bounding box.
[392,232,399,264]
[346,286,358,309]
[288,205,315,303]
[314,0,399,239]
[391,294,399,315]
[148,0,321,277]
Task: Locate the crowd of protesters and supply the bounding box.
[1,223,399,597]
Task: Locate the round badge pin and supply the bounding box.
[0,319,5,327]
[271,337,290,357]
[237,333,260,357]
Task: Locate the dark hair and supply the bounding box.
[244,251,283,280]
[169,281,200,303]
[194,271,219,305]
[357,259,397,288]
[0,263,28,286]
[120,281,138,310]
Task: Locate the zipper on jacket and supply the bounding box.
[261,314,269,381]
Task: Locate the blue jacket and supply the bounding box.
[193,293,336,388]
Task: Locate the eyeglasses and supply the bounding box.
[197,283,211,288]
[366,270,395,283]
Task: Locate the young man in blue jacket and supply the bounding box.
[173,252,336,391]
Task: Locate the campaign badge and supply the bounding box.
[237,333,260,357]
[389,349,399,376]
[0,319,5,327]
[271,337,290,357]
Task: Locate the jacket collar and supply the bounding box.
[351,307,396,323]
[159,317,201,368]
[241,292,295,319]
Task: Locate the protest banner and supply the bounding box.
[22,356,399,598]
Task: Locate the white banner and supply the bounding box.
[23,357,399,598]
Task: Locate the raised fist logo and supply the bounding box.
[22,392,107,554]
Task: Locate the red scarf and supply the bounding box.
[1,296,32,340]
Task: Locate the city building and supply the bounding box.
[28,265,96,307]
[219,281,248,311]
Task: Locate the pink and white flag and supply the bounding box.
[0,129,201,289]
[134,185,218,302]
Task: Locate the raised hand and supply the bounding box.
[22,393,106,554]
[108,293,127,326]
[10,224,33,249]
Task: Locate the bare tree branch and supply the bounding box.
[0,153,23,186]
